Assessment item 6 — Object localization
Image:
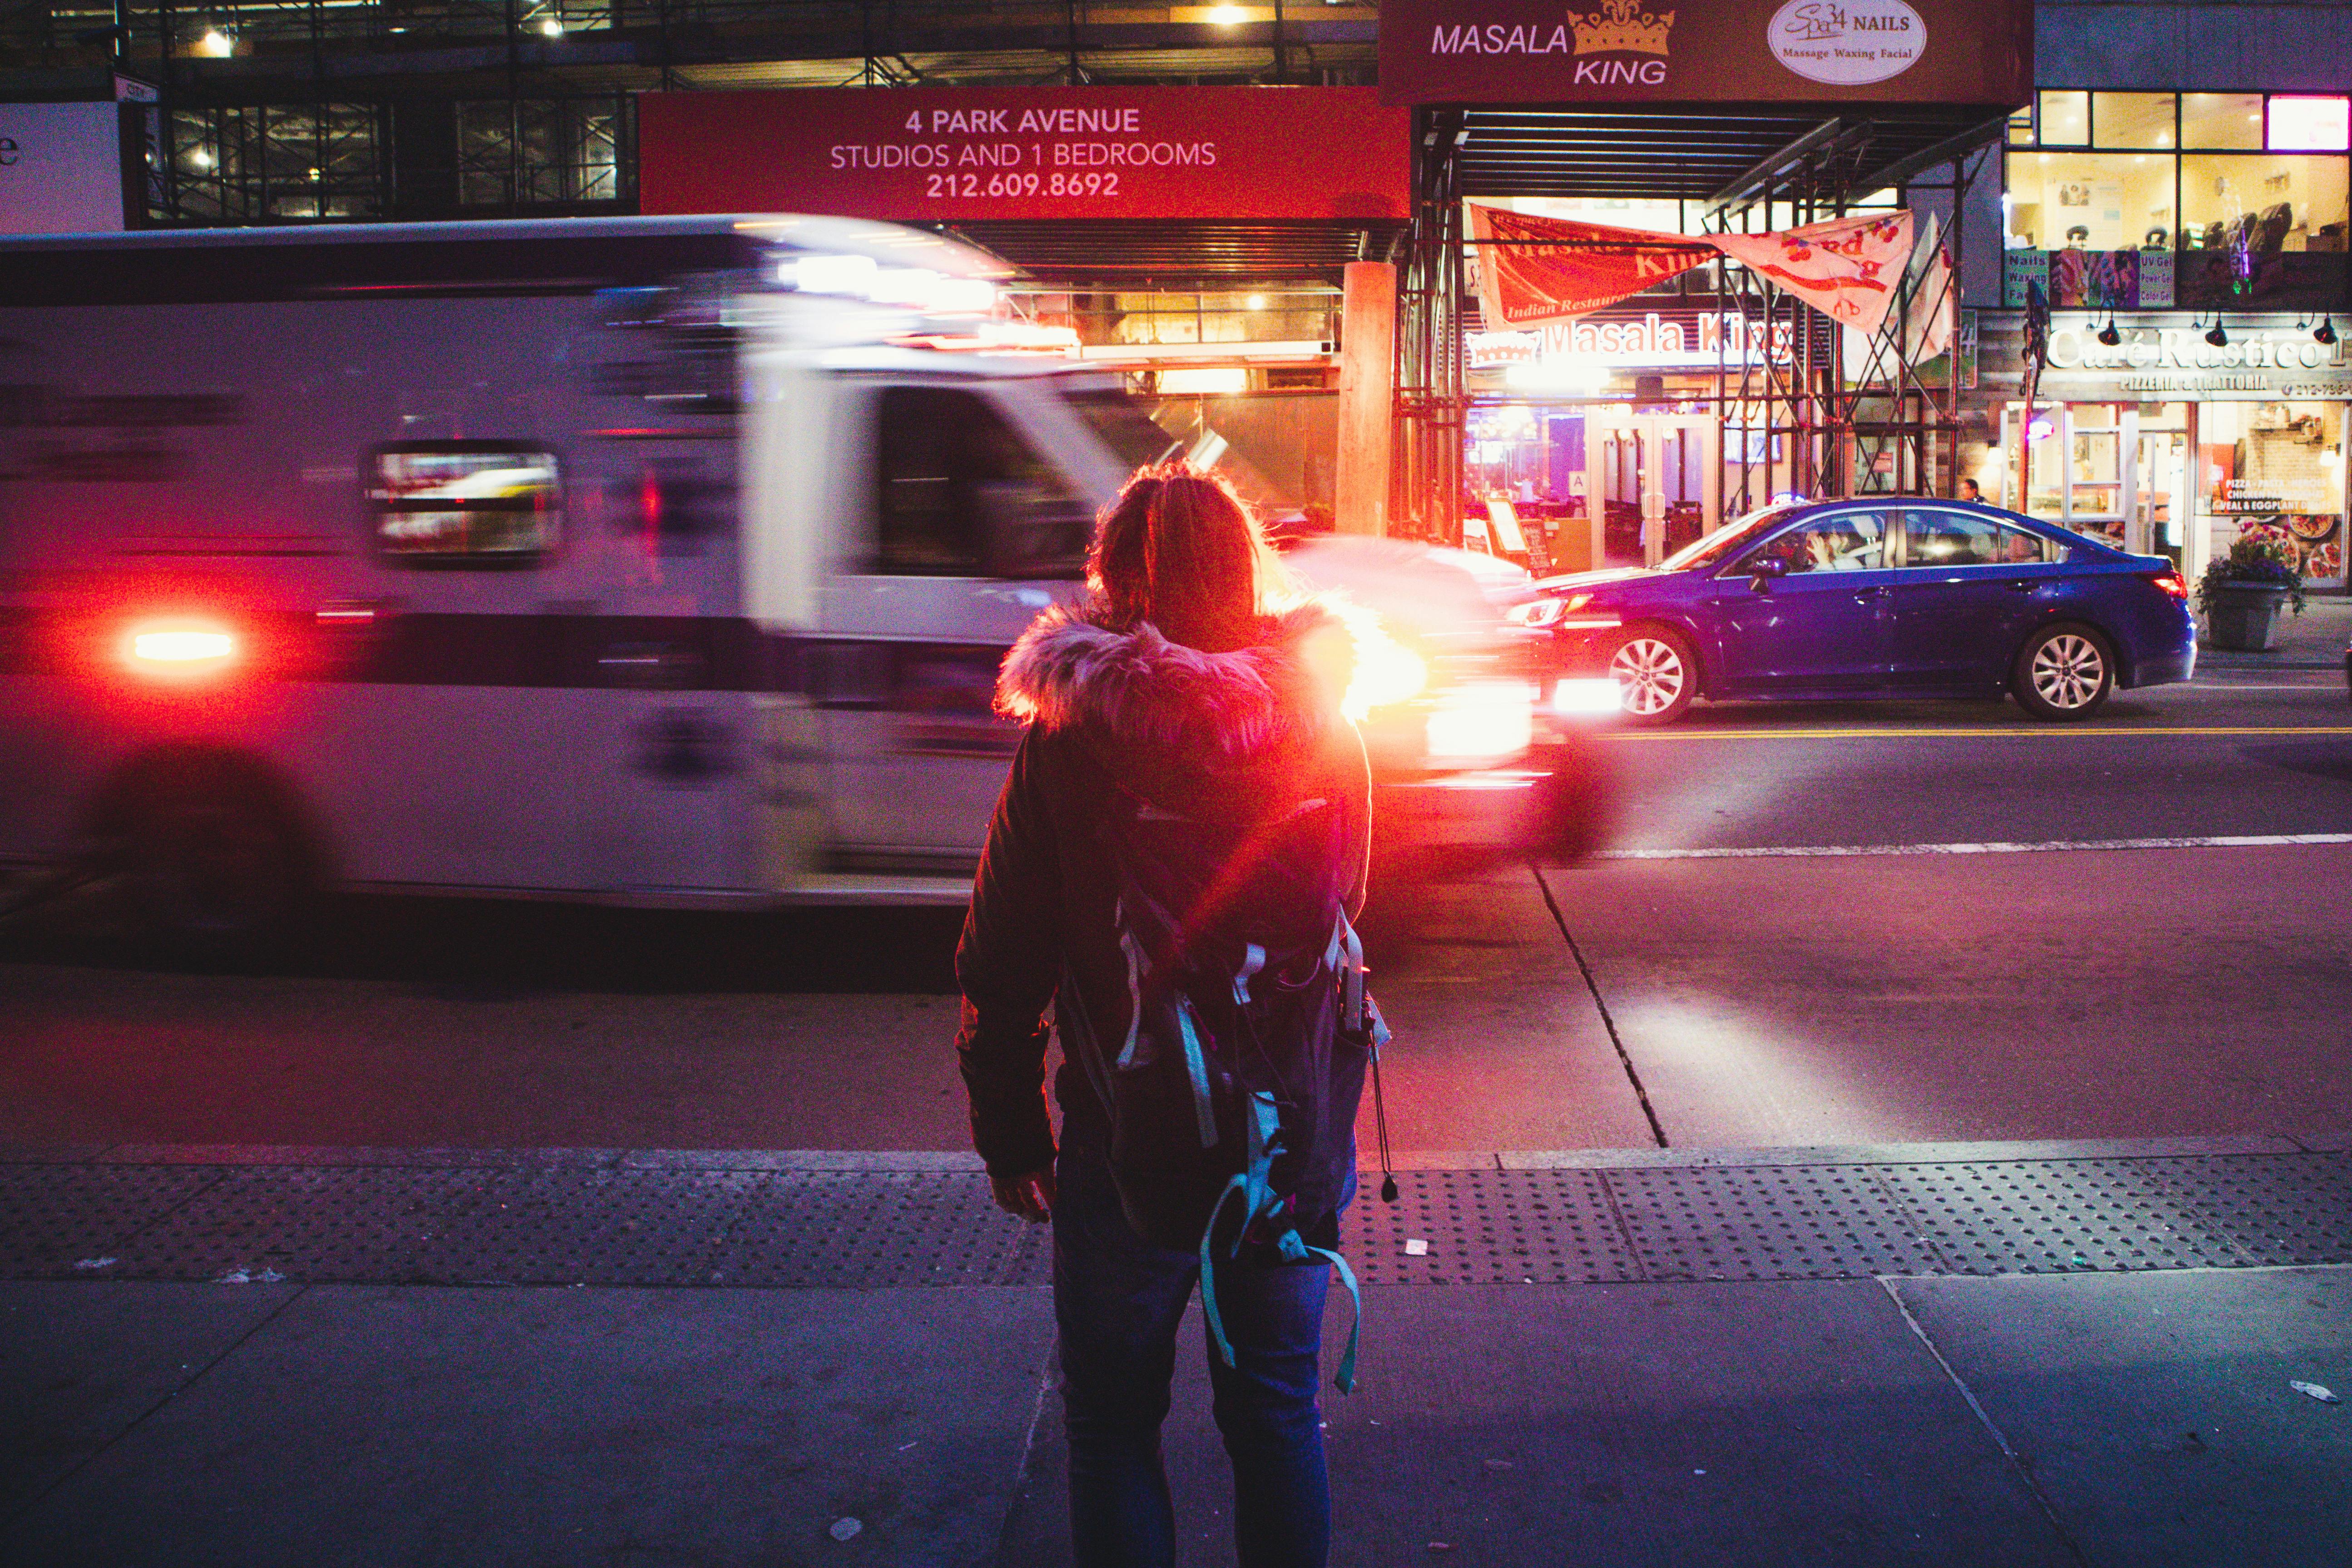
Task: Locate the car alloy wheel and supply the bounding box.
[1609,635,1687,720]
[2029,632,2107,712]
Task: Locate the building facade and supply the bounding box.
[1970,0,2352,590]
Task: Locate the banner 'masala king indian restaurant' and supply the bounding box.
[1470,205,1917,338]
[1468,206,1714,328]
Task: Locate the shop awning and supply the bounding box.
[1444,104,2010,210]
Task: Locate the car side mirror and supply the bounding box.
[1748,556,1789,592]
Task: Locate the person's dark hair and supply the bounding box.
[1090,461,1292,653]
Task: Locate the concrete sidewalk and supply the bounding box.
[2198,590,2351,672]
[4,1141,2349,1567]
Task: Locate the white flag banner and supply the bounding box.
[1714,211,1915,337]
[1905,237,1957,363]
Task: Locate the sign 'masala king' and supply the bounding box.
[1379,0,2029,105]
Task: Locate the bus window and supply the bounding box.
[371,442,560,564]
[876,388,1088,579]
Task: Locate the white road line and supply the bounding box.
[1593,833,2352,861]
[1607,724,2352,740]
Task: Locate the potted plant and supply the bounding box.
[2196,521,2307,652]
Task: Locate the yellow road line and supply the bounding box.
[1603,725,2352,741]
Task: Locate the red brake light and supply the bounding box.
[2147,569,2188,600]
[123,618,238,675]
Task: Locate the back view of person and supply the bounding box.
[957,461,1374,1568]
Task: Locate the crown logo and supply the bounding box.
[1570,0,1674,55]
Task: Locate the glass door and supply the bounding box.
[2001,402,2136,546]
[1589,412,1719,567]
[2135,419,2191,566]
[1596,421,1647,567]
[2067,404,2128,548]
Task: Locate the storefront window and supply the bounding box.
[2039,91,2089,148]
[2178,153,2349,253]
[2270,97,2351,153]
[2009,150,2174,252]
[2198,401,2348,586]
[2006,94,2351,308]
[2183,94,2265,150]
[2093,93,2175,149]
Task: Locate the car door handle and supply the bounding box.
[2004,579,2035,593]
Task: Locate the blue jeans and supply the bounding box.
[1053,1133,1333,1568]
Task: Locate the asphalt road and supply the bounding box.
[5,670,2350,1154]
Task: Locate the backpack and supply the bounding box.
[1061,778,1395,1394]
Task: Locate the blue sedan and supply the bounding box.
[1506,499,2198,724]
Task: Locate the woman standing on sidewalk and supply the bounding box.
[956,461,1372,1568]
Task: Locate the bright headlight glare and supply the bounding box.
[1342,623,1429,719]
[1552,677,1623,715]
[786,253,880,296]
[929,277,998,315]
[1426,680,1536,764]
[867,266,942,306]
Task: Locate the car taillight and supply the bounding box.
[123,618,238,675]
[2146,568,2189,600]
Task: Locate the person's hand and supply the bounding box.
[990,1166,1056,1224]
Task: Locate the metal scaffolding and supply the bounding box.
[1703,126,1997,516]
[1393,104,2006,546]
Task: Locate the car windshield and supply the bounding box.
[1657,504,1802,573]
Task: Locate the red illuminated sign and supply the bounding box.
[640,87,1410,223]
[1379,0,2030,106]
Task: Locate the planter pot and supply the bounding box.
[2204,582,2292,651]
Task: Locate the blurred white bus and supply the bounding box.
[0,215,1569,948]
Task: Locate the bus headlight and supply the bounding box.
[1425,679,1536,767]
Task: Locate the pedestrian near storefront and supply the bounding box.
[956,461,1375,1568]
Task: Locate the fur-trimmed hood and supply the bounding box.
[995,595,1364,767]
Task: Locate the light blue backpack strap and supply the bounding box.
[1238,1092,1281,1227]
[1304,1244,1364,1395]
[1115,918,1148,1069]
[1175,995,1217,1149]
[1198,1172,1250,1370]
[1199,1093,1286,1371]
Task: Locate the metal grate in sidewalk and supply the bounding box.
[0,1149,2346,1289]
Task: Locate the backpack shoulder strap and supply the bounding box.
[1196,1090,1366,1396]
